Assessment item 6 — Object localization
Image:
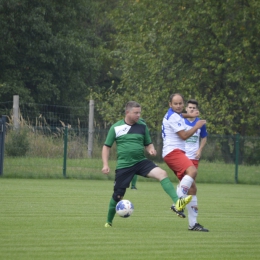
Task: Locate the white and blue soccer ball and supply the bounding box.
[116,200,134,218]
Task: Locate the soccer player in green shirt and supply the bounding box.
[102,101,192,227]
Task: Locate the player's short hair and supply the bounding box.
[125,101,141,112]
[187,99,199,107]
[169,93,185,103]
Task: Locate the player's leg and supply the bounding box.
[177,165,197,197]
[164,149,197,198]
[175,161,198,228]
[146,166,178,201]
[164,149,195,199]
[136,160,179,203]
[187,190,208,232]
[176,180,207,231]
[185,181,198,227]
[184,160,198,228]
[143,162,191,218]
[105,168,134,227]
[105,197,117,227]
[185,160,209,231]
[178,184,208,231]
[186,194,208,231]
[105,187,127,227]
[131,175,138,189]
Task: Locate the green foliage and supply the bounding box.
[0,0,102,105]
[93,0,260,135]
[241,137,260,165]
[1,0,260,137]
[5,128,30,156]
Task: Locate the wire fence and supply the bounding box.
[1,100,260,184]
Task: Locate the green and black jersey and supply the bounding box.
[104,119,152,169]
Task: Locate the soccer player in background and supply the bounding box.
[179,99,208,231]
[102,101,192,227]
[162,93,208,231]
[130,175,138,189]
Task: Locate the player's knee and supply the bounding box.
[160,169,168,178]
[186,166,197,179]
[156,169,168,181]
[112,188,126,202]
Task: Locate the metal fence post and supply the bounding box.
[235,133,240,184]
[0,115,7,176]
[63,126,68,178]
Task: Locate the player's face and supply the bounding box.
[186,103,197,114]
[169,95,184,114]
[126,107,141,124]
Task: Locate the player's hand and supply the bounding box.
[195,150,201,159]
[148,149,157,156]
[196,120,206,128]
[188,110,199,117]
[102,166,110,175]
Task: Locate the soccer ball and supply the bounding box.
[116,200,134,218]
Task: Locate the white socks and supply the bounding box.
[177,180,198,228]
[178,175,194,197]
[186,195,198,228]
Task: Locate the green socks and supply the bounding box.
[106,198,117,224]
[131,175,138,187]
[107,177,178,224]
[160,177,179,204]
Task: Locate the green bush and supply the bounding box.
[242,138,260,165]
[5,128,30,156]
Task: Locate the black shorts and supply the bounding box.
[114,159,158,189]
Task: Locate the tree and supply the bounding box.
[0,0,102,106]
[172,0,260,136]
[93,0,260,138]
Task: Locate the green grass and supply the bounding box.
[0,179,260,260]
[3,157,260,185]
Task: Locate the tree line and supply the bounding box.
[1,0,260,136]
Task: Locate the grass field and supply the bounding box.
[0,179,260,260]
[3,157,260,185]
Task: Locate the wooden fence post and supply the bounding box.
[13,95,20,130]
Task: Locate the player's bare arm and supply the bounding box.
[195,136,207,159]
[102,145,111,174]
[145,143,157,156]
[182,110,199,118]
[177,120,206,140]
